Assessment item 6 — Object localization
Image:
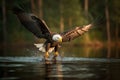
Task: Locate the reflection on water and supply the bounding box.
[0,45,120,80]
[0,57,120,80]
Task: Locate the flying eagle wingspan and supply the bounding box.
[13,6,97,60]
[13,7,51,39]
[61,24,92,42]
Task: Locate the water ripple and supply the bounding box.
[0,57,120,63]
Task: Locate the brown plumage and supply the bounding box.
[13,6,93,60]
[61,24,92,42]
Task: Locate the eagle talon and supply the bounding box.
[54,52,59,57]
[44,52,49,60]
[52,51,59,60]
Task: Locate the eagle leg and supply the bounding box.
[44,52,49,60]
[53,45,59,60]
[44,43,50,60]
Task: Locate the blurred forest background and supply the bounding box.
[0,0,120,47]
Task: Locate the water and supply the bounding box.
[0,45,120,80]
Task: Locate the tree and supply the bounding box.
[60,0,64,32]
[31,0,43,18]
[84,0,91,44]
[31,0,35,13]
[105,0,111,45]
[2,0,7,45]
[105,0,111,58]
[37,0,43,18]
[110,0,120,43]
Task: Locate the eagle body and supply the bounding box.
[13,7,93,60]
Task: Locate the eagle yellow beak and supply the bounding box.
[58,37,62,42]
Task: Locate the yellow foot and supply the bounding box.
[52,52,59,60]
[54,52,59,57]
[44,52,49,60]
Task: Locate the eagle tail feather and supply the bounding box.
[34,43,54,53]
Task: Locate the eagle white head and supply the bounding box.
[52,34,62,42]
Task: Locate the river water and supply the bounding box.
[0,45,120,80]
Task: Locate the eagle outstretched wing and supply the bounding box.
[13,7,51,39]
[60,24,92,42]
[30,15,52,39]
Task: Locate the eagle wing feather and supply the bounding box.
[61,24,92,42]
[13,7,51,40]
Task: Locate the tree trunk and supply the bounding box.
[115,23,119,58]
[31,0,36,13]
[105,0,111,45]
[38,0,43,18]
[2,0,7,46]
[68,17,72,27]
[115,23,118,45]
[105,0,111,58]
[84,0,88,16]
[60,0,64,32]
[84,0,90,44]
[60,16,64,32]
[31,0,43,18]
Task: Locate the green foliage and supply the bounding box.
[0,0,120,44]
[7,11,34,44]
[63,0,88,25]
[43,0,88,32]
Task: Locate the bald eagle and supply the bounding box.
[13,7,93,60]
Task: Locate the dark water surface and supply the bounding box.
[0,45,120,80]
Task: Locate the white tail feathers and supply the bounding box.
[34,43,54,53]
[34,43,45,52]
